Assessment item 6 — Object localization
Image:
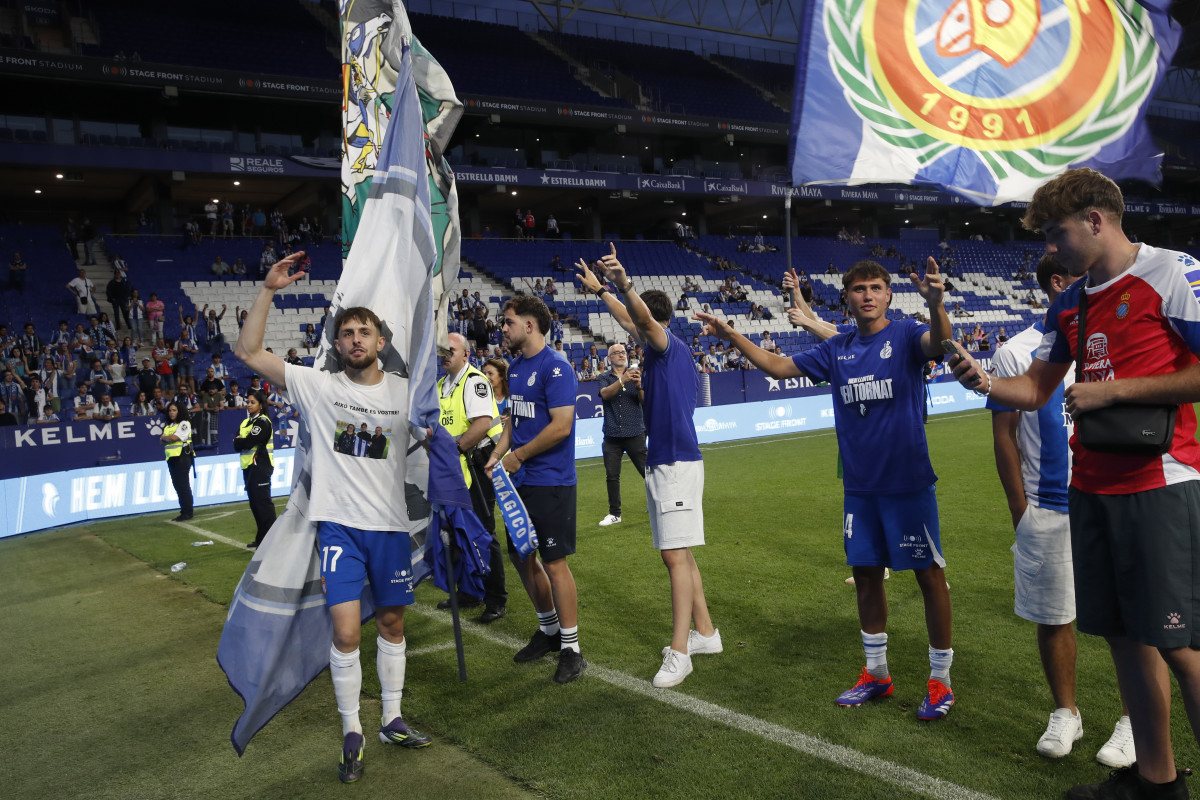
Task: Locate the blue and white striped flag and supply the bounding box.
[790,0,1181,205]
[217,1,458,755]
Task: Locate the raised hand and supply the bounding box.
[912,256,946,305]
[264,251,307,291]
[693,311,733,341]
[598,241,628,287]
[575,258,603,293]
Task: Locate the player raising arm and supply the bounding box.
[697,258,960,721]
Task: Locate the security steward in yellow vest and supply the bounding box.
[161,400,195,521]
[233,389,276,549]
[437,333,507,622]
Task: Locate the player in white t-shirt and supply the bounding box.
[235,251,431,785]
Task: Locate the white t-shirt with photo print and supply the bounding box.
[284,363,410,531]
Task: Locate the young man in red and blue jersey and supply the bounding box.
[952,168,1200,800]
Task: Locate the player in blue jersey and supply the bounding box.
[989,254,1140,764]
[697,258,957,720]
[577,244,720,688]
[484,294,586,684]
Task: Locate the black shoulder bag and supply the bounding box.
[1073,286,1176,455]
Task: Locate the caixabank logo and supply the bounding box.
[826,0,1158,182]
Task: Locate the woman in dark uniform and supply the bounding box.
[233,389,276,548]
[161,401,194,521]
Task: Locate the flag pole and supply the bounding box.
[441,522,468,681]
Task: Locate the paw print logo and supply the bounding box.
[1169,612,1182,625]
[145,420,164,436]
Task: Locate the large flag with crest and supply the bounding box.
[790,0,1181,205]
[216,0,461,755]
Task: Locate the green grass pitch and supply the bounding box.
[2,409,1197,799]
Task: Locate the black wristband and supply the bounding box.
[595,287,609,299]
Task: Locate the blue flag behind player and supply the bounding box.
[790,0,1180,205]
[217,4,458,755]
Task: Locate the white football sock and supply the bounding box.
[929,646,954,685]
[329,644,363,737]
[377,636,406,725]
[559,625,580,654]
[537,609,560,636]
[862,631,888,679]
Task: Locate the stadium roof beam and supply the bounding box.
[521,0,801,44]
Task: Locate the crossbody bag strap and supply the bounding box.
[1075,284,1087,385]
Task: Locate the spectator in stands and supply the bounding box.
[0,400,18,426]
[20,373,44,421]
[548,254,566,274]
[94,393,120,421]
[204,200,219,237]
[302,323,320,354]
[221,203,234,238]
[470,307,489,352]
[259,242,277,278]
[136,357,158,397]
[252,208,267,235]
[0,370,25,422]
[9,251,26,293]
[83,358,111,394]
[724,346,744,371]
[952,302,972,318]
[200,304,228,353]
[67,269,96,315]
[8,346,34,378]
[110,252,129,279]
[677,293,689,311]
[704,344,722,373]
[65,218,80,261]
[202,383,225,414]
[545,214,559,239]
[106,352,126,397]
[81,219,97,265]
[977,330,991,352]
[73,383,96,420]
[206,354,226,382]
[471,291,487,312]
[150,387,167,414]
[523,210,536,241]
[146,293,165,340]
[595,343,646,528]
[105,272,132,330]
[198,365,224,394]
[153,339,175,390]
[584,344,602,373]
[49,320,70,349]
[285,348,304,366]
[211,256,231,276]
[41,360,66,400]
[996,326,1008,345]
[97,313,116,345]
[760,332,775,351]
[235,307,250,330]
[576,357,596,382]
[34,402,58,424]
[175,329,199,393]
[20,323,41,354]
[231,257,247,276]
[226,380,246,408]
[513,208,525,239]
[132,391,153,416]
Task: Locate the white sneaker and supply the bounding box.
[599,514,621,527]
[1096,715,1135,768]
[687,628,723,655]
[652,648,693,688]
[1036,708,1083,758]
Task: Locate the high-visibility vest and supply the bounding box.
[164,421,191,459]
[438,365,501,487]
[238,413,275,470]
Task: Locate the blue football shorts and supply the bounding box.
[843,485,945,571]
[317,521,415,608]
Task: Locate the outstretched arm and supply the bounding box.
[694,312,805,379]
[597,243,668,352]
[234,251,306,391]
[576,257,637,338]
[914,257,952,358]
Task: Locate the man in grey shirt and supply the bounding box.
[595,343,647,526]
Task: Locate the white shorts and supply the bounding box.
[646,460,705,550]
[1013,503,1075,626]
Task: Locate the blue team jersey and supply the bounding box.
[508,344,577,486]
[642,329,702,466]
[986,321,1071,512]
[792,318,937,494]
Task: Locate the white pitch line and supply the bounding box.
[166,518,250,550]
[410,603,1001,800]
[406,640,459,657]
